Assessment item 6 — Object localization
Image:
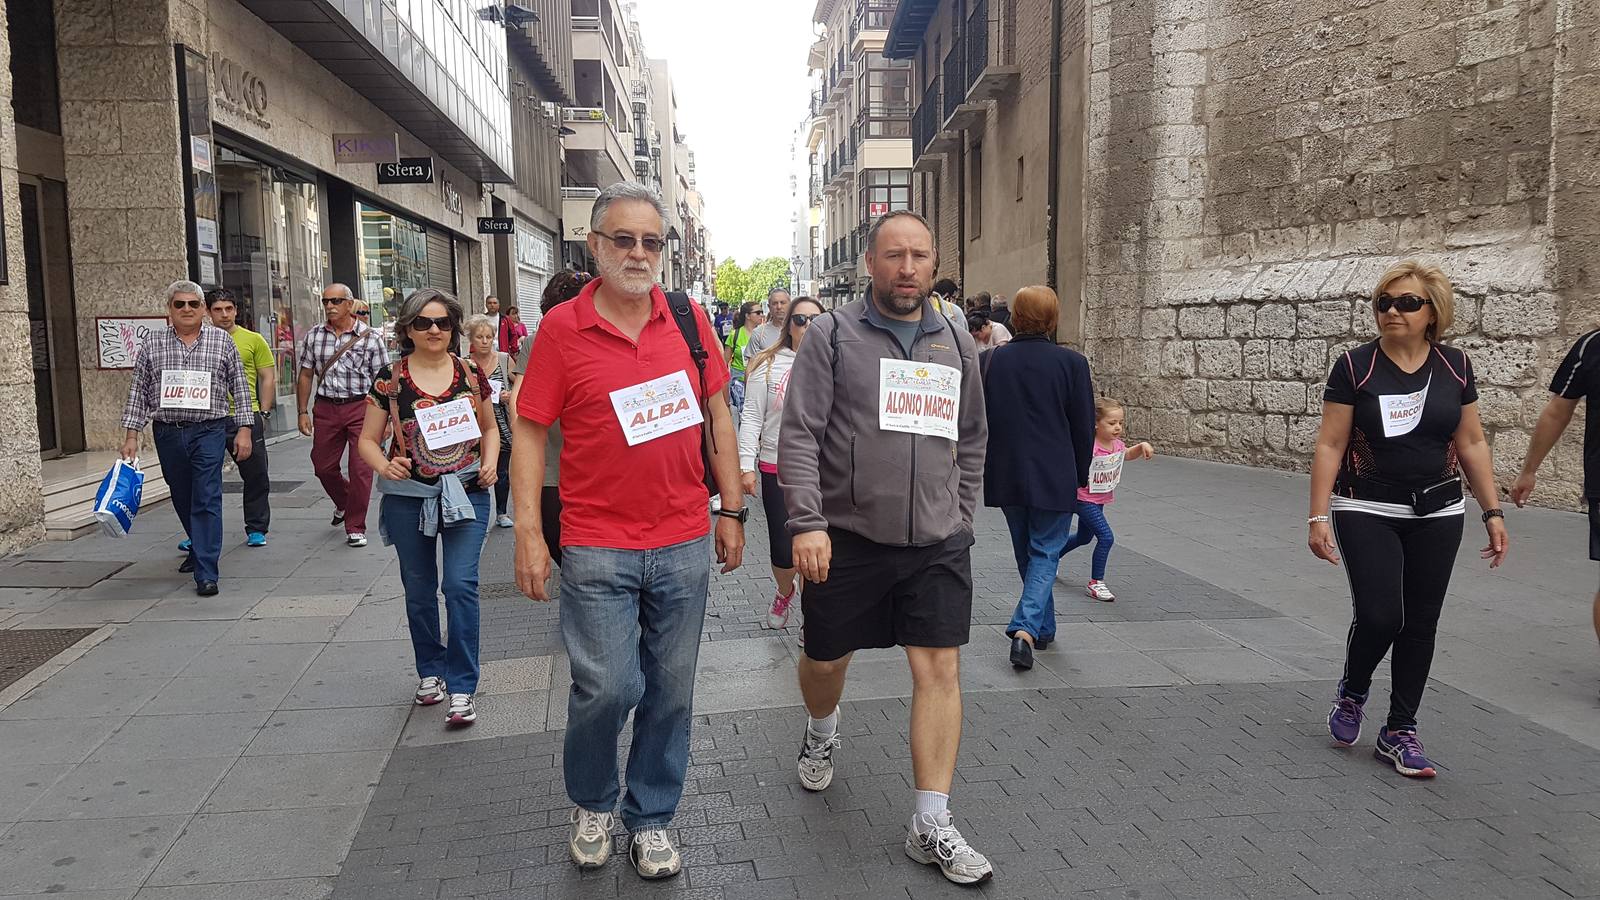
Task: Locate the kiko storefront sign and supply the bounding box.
[212,55,270,130]
[333,133,398,164]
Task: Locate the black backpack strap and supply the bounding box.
[666,292,718,488]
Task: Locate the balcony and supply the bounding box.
[856,102,913,143]
[809,174,824,208]
[828,145,856,188]
[913,75,957,170]
[562,107,631,188]
[853,0,897,43]
[505,0,576,106]
[960,0,1019,108]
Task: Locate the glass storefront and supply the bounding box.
[215,143,328,436]
[357,202,431,352]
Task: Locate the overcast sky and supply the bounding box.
[630,0,819,267]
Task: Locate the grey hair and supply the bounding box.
[324,282,355,300]
[166,280,203,303]
[864,209,935,254]
[463,313,497,340]
[589,181,669,233]
[767,286,791,301]
[395,288,465,355]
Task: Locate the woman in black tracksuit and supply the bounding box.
[1307,260,1508,779]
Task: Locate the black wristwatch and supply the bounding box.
[715,506,748,523]
[1482,508,1505,523]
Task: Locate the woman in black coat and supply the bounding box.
[980,286,1096,671]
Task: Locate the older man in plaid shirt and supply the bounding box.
[295,283,389,547]
[120,280,254,596]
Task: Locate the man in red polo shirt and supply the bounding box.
[511,181,745,882]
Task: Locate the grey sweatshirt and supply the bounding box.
[778,297,988,547]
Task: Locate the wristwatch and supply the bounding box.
[715,506,748,523]
[1482,508,1505,523]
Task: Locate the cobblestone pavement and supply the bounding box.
[336,682,1600,899]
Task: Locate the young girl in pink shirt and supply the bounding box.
[1066,398,1154,601]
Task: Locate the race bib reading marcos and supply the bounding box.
[1380,375,1430,438]
[610,370,704,447]
[414,397,481,451]
[879,359,961,440]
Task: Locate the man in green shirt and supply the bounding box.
[207,288,274,546]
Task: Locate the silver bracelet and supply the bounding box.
[1307,515,1330,524]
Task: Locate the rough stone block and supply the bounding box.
[1268,339,1328,379]
[1178,306,1228,338]
[119,101,182,153]
[1254,380,1309,413]
[1196,339,1244,377]
[1289,415,1321,454]
[1255,304,1297,337]
[1297,301,1353,337]
[1456,338,1540,386]
[1161,340,1197,377]
[1210,379,1254,411]
[1142,308,1178,338]
[1475,385,1526,427]
[59,101,121,155]
[1264,415,1289,450]
[1243,339,1270,378]
[1481,292,1560,337]
[56,46,175,102]
[1226,304,1255,337]
[1459,6,1525,66]
[1227,413,1267,448]
[1179,379,1210,410]
[1191,411,1229,445]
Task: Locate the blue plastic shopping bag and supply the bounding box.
[93,458,145,538]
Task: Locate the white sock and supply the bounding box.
[807,709,837,737]
[912,790,949,831]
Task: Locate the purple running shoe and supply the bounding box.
[1327,684,1366,747]
[1374,727,1437,778]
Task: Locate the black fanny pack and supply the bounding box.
[1335,472,1463,516]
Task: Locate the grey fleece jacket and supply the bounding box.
[777,297,988,547]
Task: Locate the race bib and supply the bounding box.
[610,370,704,447]
[1380,375,1430,438]
[414,396,481,451]
[160,369,212,410]
[488,378,504,404]
[1088,450,1125,494]
[879,360,961,440]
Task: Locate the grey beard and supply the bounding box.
[873,286,925,316]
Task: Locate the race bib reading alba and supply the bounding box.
[879,360,961,440]
[414,397,481,451]
[610,370,703,447]
[1380,375,1430,438]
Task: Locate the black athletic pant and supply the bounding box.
[1332,509,1462,731]
[225,413,270,535]
[494,447,513,518]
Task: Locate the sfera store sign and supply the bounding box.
[212,55,269,129]
[377,157,434,184]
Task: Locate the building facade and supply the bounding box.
[810,0,912,304]
[0,0,716,549]
[888,0,1600,507]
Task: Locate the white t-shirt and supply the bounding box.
[973,321,1012,352]
[738,348,796,471]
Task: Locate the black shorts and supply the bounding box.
[800,527,975,662]
[760,470,793,569]
[1588,498,1600,562]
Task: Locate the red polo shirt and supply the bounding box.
[517,279,728,549]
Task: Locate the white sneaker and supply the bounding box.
[766,583,799,629]
[797,709,841,792]
[568,806,615,869]
[629,828,682,879]
[906,811,994,885]
[347,533,368,548]
[445,693,476,727]
[414,676,446,705]
[1086,580,1115,602]
[496,515,514,528]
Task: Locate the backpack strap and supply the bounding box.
[666,292,718,490]
[386,356,409,461]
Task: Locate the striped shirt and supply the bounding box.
[297,321,388,400]
[120,323,253,430]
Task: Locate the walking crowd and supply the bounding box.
[112,182,1600,888]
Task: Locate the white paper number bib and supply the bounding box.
[414,397,481,451]
[1088,450,1125,494]
[610,370,704,447]
[488,378,504,404]
[1380,374,1430,438]
[160,369,212,410]
[879,360,961,440]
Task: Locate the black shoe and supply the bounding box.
[331,509,345,526]
[1010,637,1034,670]
[195,581,219,596]
[1035,637,1053,650]
[178,557,196,574]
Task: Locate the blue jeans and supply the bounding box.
[560,534,711,833]
[153,419,227,585]
[729,371,746,421]
[1002,506,1075,643]
[1066,502,1115,580]
[381,491,491,694]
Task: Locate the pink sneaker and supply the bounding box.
[1086,580,1116,602]
[767,584,799,629]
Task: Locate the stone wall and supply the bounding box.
[0,5,46,551]
[1084,0,1599,507]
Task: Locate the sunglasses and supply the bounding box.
[789,314,817,327]
[408,315,454,332]
[170,299,203,310]
[1375,293,1432,314]
[592,230,666,254]
[355,310,370,317]
[321,297,351,305]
